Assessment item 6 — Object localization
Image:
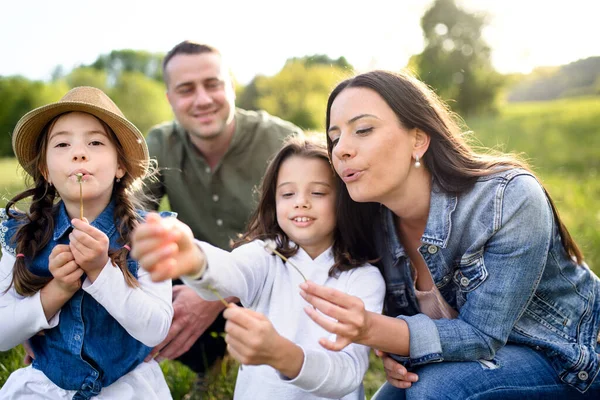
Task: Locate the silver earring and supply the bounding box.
[116,177,121,183]
[414,155,421,168]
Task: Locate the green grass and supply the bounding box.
[1,96,599,397]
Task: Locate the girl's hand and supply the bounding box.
[223,304,304,378]
[130,213,206,282]
[48,244,84,294]
[375,349,419,389]
[69,218,109,282]
[299,281,372,351]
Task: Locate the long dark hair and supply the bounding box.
[5,112,148,296]
[325,70,583,263]
[235,135,376,276]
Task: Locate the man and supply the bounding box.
[144,41,302,376]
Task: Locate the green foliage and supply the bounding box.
[285,54,353,70]
[413,0,504,115]
[0,77,68,157]
[0,347,25,387]
[89,49,164,83]
[108,71,173,135]
[241,61,351,130]
[507,57,600,102]
[465,97,600,268]
[64,67,109,92]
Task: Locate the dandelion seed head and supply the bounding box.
[262,239,277,255]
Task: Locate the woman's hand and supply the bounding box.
[69,218,109,282]
[223,304,304,379]
[299,281,372,351]
[375,349,419,389]
[130,213,206,282]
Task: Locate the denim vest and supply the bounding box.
[376,169,600,393]
[1,201,169,399]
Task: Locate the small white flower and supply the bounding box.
[262,239,277,255]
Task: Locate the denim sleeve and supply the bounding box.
[394,174,553,365]
[439,174,552,361]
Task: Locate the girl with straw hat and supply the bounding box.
[0,86,174,399]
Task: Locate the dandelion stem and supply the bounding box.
[208,285,229,307]
[76,173,83,220]
[272,248,308,282]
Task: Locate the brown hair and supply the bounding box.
[5,112,148,296]
[162,41,220,85]
[325,70,583,263]
[236,135,375,276]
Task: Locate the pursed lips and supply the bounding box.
[70,169,92,179]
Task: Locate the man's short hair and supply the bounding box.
[162,41,221,84]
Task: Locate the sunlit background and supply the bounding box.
[2,0,598,83]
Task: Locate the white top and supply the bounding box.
[182,240,386,400]
[0,251,174,399]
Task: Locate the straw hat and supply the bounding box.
[12,86,149,179]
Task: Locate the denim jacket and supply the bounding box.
[377,168,600,393]
[0,201,173,399]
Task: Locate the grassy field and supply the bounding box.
[1,96,599,398]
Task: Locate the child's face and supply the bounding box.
[275,155,337,259]
[45,112,124,215]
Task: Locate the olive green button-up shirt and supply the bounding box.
[144,108,302,250]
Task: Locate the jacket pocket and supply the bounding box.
[454,253,488,293]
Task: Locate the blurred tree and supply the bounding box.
[507,57,600,102]
[89,49,164,84]
[286,54,352,70]
[237,56,352,129]
[412,0,503,115]
[0,77,68,157]
[109,71,172,135]
[64,67,109,92]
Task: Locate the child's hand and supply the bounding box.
[48,244,84,294]
[69,218,109,282]
[223,304,283,366]
[223,304,304,378]
[375,349,419,389]
[130,213,207,282]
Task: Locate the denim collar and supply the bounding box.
[53,200,117,241]
[381,179,457,258]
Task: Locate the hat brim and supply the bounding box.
[12,101,149,180]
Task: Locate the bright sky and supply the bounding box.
[2,0,598,84]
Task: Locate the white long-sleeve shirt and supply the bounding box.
[182,240,385,400]
[0,251,173,399]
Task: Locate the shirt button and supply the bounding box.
[216,219,223,226]
[578,371,589,381]
[427,245,438,254]
[74,334,81,341]
[212,194,219,202]
[460,277,470,287]
[205,167,211,173]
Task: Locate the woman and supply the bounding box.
[299,70,600,399]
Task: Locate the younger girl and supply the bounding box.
[131,136,385,400]
[0,87,174,399]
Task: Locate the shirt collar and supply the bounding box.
[381,179,457,257]
[53,200,117,241]
[421,180,457,247]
